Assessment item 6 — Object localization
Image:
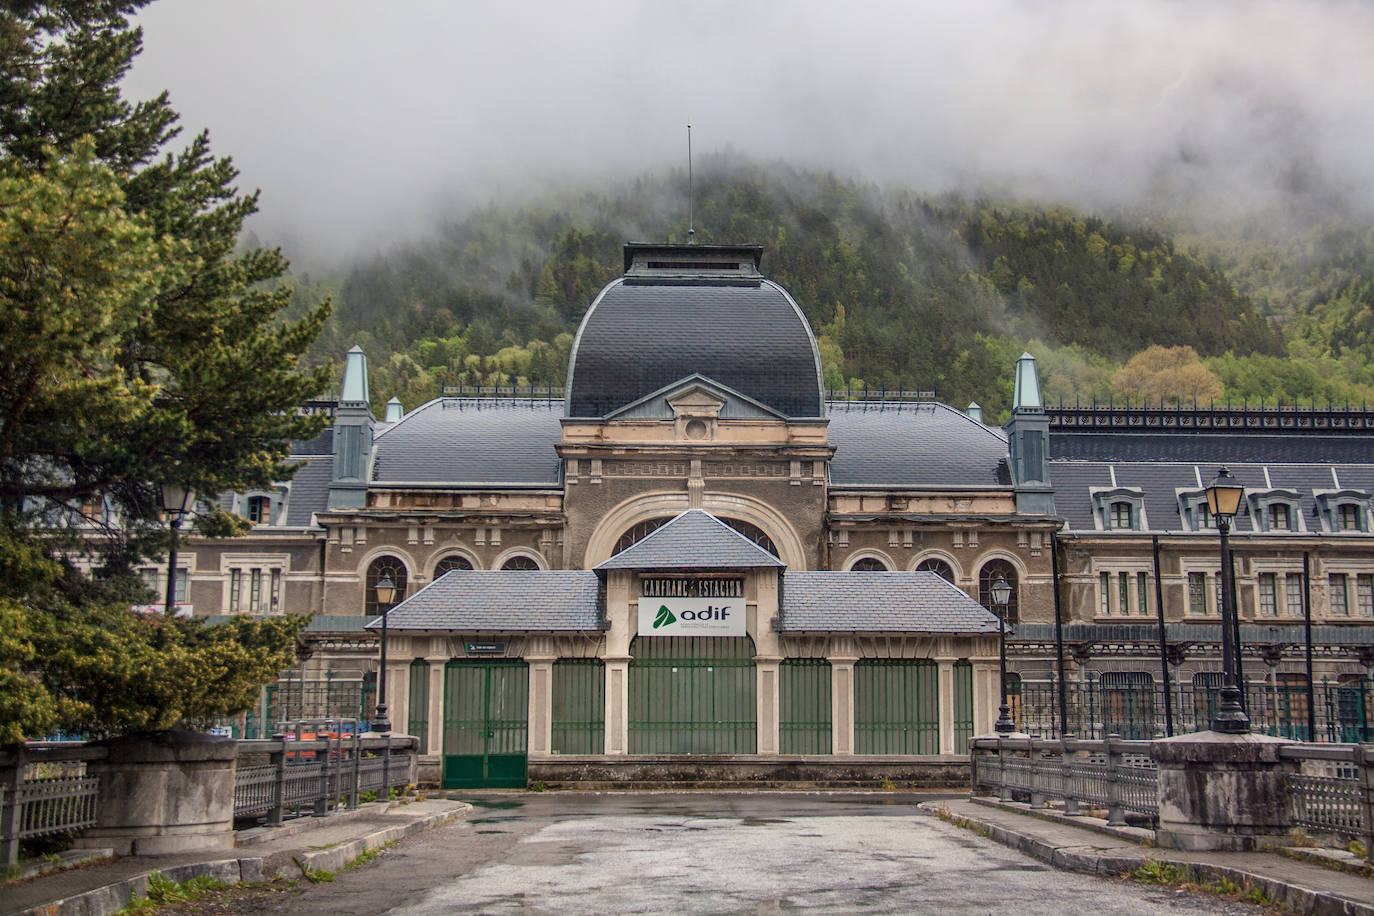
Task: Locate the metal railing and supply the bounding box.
[1013,678,1374,742]
[233,727,417,826]
[972,735,1160,826]
[0,743,105,866]
[1279,743,1374,862]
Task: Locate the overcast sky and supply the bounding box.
[123,0,1374,265]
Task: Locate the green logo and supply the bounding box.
[653,604,677,629]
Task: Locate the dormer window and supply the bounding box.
[1178,491,1215,532]
[1315,491,1371,534]
[1248,490,1302,534]
[1091,487,1145,531]
[246,495,271,524]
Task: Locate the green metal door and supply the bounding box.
[629,637,756,754]
[954,661,974,754]
[552,659,605,755]
[854,659,939,754]
[442,660,528,788]
[780,659,831,754]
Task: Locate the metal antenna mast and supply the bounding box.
[687,123,695,245]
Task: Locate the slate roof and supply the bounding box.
[1052,460,1374,533]
[290,428,333,457]
[1050,431,1374,464]
[566,277,824,419]
[372,398,563,486]
[284,458,333,527]
[779,571,1001,633]
[596,509,785,570]
[827,401,1011,489]
[367,571,603,631]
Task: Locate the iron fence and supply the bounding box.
[0,743,105,866]
[1014,677,1374,741]
[233,727,418,825]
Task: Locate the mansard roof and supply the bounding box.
[595,509,785,570]
[367,570,603,631]
[566,244,824,419]
[778,571,1001,633]
[372,397,562,486]
[826,401,1011,488]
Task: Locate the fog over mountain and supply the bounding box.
[123,0,1374,265]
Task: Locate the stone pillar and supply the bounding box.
[526,637,556,756]
[426,655,446,756]
[972,656,998,736]
[828,643,859,755]
[936,657,955,755]
[604,656,630,754]
[76,731,236,856]
[1152,731,1298,851]
[756,656,781,755]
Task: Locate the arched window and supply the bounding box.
[365,556,407,616]
[978,559,1019,624]
[501,555,541,570]
[849,556,889,571]
[246,495,271,524]
[434,555,474,577]
[916,558,954,582]
[612,516,779,559]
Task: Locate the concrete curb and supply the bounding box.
[8,802,470,916]
[920,801,1374,916]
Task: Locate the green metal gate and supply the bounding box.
[552,659,605,755]
[954,661,974,754]
[629,637,756,754]
[442,659,528,788]
[855,659,939,755]
[780,659,831,754]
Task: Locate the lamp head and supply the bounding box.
[990,575,1012,608]
[1205,467,1244,520]
[374,574,396,607]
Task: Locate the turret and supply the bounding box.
[1003,352,1054,514]
[328,346,375,509]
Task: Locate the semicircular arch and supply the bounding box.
[582,491,807,570]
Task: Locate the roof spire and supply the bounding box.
[686,122,695,245]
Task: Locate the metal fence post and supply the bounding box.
[314,724,331,816]
[349,725,361,808]
[998,737,1012,803]
[1061,735,1080,816]
[1,745,24,866]
[1105,734,1127,826]
[269,738,287,827]
[382,737,392,799]
[1360,744,1374,866]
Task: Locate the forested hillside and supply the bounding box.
[295,158,1374,422]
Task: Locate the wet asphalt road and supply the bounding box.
[225,792,1266,915]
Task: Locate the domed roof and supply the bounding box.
[565,244,825,419]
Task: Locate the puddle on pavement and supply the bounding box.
[465,798,526,810]
[740,817,789,826]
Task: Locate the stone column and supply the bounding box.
[604,656,630,754]
[1152,731,1298,851]
[828,638,859,755]
[936,657,956,755]
[76,731,236,856]
[756,656,781,755]
[426,654,446,757]
[526,637,556,756]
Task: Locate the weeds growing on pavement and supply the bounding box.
[116,873,230,913]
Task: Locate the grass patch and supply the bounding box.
[343,839,398,871]
[1127,859,1282,910]
[116,872,230,913]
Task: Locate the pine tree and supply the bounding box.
[0,1,323,739]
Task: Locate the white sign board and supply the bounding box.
[637,597,747,637]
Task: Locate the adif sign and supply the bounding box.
[637,597,746,637]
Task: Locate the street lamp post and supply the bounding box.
[370,574,396,734]
[160,483,193,617]
[991,575,1017,734]
[1205,468,1250,734]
